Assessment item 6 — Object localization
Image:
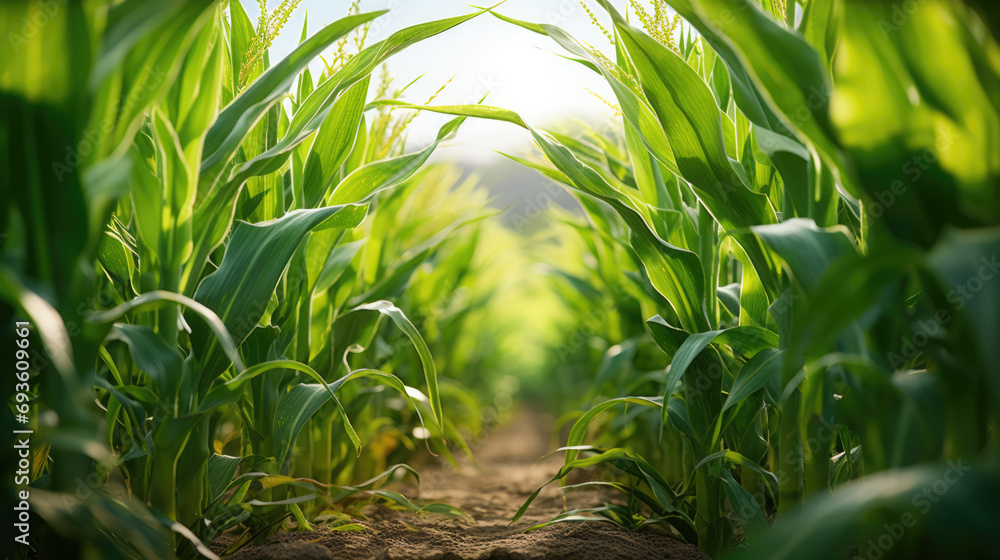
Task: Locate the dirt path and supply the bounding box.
[217,408,707,560]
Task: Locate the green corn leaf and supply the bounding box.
[564,396,663,464]
[227,0,255,95]
[187,111,462,296]
[666,397,694,438]
[512,447,677,524]
[710,347,785,445]
[328,117,466,205]
[832,1,998,246]
[95,377,148,458]
[327,463,421,502]
[734,463,998,560]
[150,109,196,271]
[350,301,444,430]
[366,99,527,128]
[300,77,370,209]
[168,9,224,150]
[642,0,789,136]
[648,316,777,426]
[723,237,771,328]
[97,231,137,293]
[491,15,684,177]
[525,509,627,532]
[927,227,1000,406]
[723,347,784,413]
[717,470,768,537]
[207,454,242,503]
[29,489,178,560]
[202,359,336,413]
[488,11,546,35]
[283,8,491,152]
[752,218,856,293]
[88,290,245,373]
[798,0,837,68]
[709,54,731,111]
[601,3,781,296]
[200,10,384,185]
[694,449,778,496]
[191,203,368,381]
[272,368,431,471]
[314,239,366,295]
[104,325,183,397]
[662,0,854,194]
[95,1,218,160]
[529,128,709,332]
[371,490,473,521]
[590,337,641,395]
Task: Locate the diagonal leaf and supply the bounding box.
[191,204,369,381]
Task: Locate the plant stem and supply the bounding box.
[159,266,180,346]
[151,448,178,522]
[777,395,803,513]
[695,467,724,555]
[698,205,719,329]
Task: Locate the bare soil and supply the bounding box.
[214,408,707,560]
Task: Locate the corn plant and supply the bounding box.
[400,0,999,556]
[1,1,496,557]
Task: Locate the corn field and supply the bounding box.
[2,0,998,559]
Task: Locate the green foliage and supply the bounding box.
[1,2,505,557]
[420,0,999,556]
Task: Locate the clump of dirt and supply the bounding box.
[213,409,707,560]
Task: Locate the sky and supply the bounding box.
[242,0,632,166]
